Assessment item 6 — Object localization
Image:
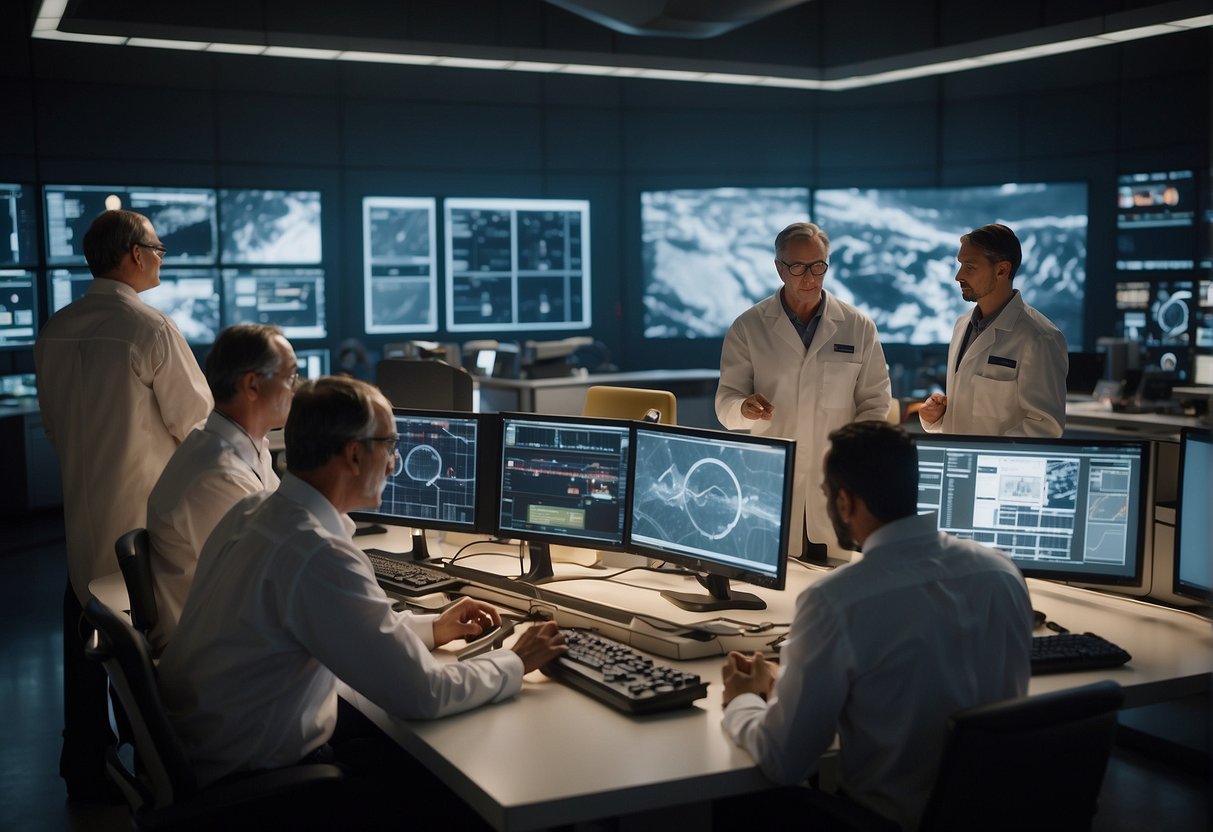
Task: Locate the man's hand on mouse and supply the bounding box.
[721,650,776,707]
[433,597,502,647]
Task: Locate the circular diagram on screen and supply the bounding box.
[683,458,742,540]
[404,445,442,486]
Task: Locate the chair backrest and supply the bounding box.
[582,385,677,424]
[83,597,199,810]
[115,528,158,634]
[375,358,474,411]
[920,680,1124,831]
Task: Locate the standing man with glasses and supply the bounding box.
[160,376,566,825]
[35,209,211,802]
[146,323,299,655]
[716,222,892,564]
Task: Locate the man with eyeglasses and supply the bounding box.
[146,323,299,655]
[34,209,211,802]
[160,376,566,823]
[716,222,892,564]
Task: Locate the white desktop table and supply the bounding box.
[333,530,1213,832]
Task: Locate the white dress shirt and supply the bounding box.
[34,278,212,603]
[146,410,280,653]
[722,513,1032,830]
[716,291,892,557]
[158,474,524,787]
[920,292,1067,437]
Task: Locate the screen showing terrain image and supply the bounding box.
[812,183,1087,346]
[641,187,810,339]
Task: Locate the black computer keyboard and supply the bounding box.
[1030,632,1132,675]
[365,550,463,597]
[541,628,708,714]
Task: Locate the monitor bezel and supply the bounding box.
[350,408,499,535]
[494,411,634,554]
[1172,427,1212,602]
[626,420,793,593]
[914,434,1151,588]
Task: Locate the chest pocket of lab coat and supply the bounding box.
[971,368,1019,420]
[820,359,861,409]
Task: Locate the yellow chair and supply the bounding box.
[581,385,677,424]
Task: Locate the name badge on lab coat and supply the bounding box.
[833,344,855,354]
[988,355,1017,369]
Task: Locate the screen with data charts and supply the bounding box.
[916,436,1149,586]
[445,199,590,332]
[0,270,37,348]
[0,183,38,267]
[222,269,326,339]
[363,197,438,334]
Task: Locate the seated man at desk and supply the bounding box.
[146,323,297,654]
[159,376,566,808]
[719,422,1032,830]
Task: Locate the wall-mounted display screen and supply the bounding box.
[1116,169,1197,271]
[0,270,37,348]
[295,348,330,379]
[219,189,322,264]
[45,185,218,265]
[641,187,810,339]
[0,183,38,267]
[363,197,437,334]
[812,183,1088,346]
[1114,276,1194,346]
[222,269,326,339]
[445,198,590,332]
[141,270,222,345]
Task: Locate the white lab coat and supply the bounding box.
[921,292,1067,437]
[716,291,892,559]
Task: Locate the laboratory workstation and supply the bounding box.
[2,1,1211,830]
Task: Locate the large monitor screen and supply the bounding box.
[219,189,322,264]
[629,422,793,611]
[496,414,630,550]
[916,436,1149,587]
[44,185,218,265]
[0,183,38,266]
[1116,170,1197,271]
[140,270,222,345]
[640,186,811,339]
[1114,277,1194,346]
[0,270,37,348]
[352,410,491,534]
[1174,429,1212,602]
[445,199,590,332]
[363,197,438,333]
[812,183,1087,346]
[221,269,326,339]
[295,348,330,379]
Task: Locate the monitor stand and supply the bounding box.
[796,541,848,569]
[660,574,766,612]
[353,521,387,537]
[519,540,555,583]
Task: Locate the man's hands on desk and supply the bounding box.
[432,598,567,673]
[721,650,777,707]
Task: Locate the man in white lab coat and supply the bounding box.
[919,224,1067,437]
[716,222,892,562]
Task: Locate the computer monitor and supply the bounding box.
[219,188,322,264]
[0,183,38,266]
[294,348,330,379]
[0,270,37,348]
[363,196,438,333]
[351,409,497,558]
[496,413,632,582]
[141,270,222,345]
[1173,429,1212,603]
[916,436,1150,588]
[221,269,326,339]
[628,422,794,612]
[1116,169,1197,270]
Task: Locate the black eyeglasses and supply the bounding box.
[361,435,399,454]
[779,259,828,277]
[135,242,167,259]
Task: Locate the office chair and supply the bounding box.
[375,358,474,411]
[918,680,1124,831]
[581,385,677,424]
[115,528,158,635]
[82,598,345,831]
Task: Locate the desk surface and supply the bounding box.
[91,529,1213,832]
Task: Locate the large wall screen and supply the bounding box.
[363,197,438,334]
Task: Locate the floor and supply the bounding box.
[0,508,1209,831]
